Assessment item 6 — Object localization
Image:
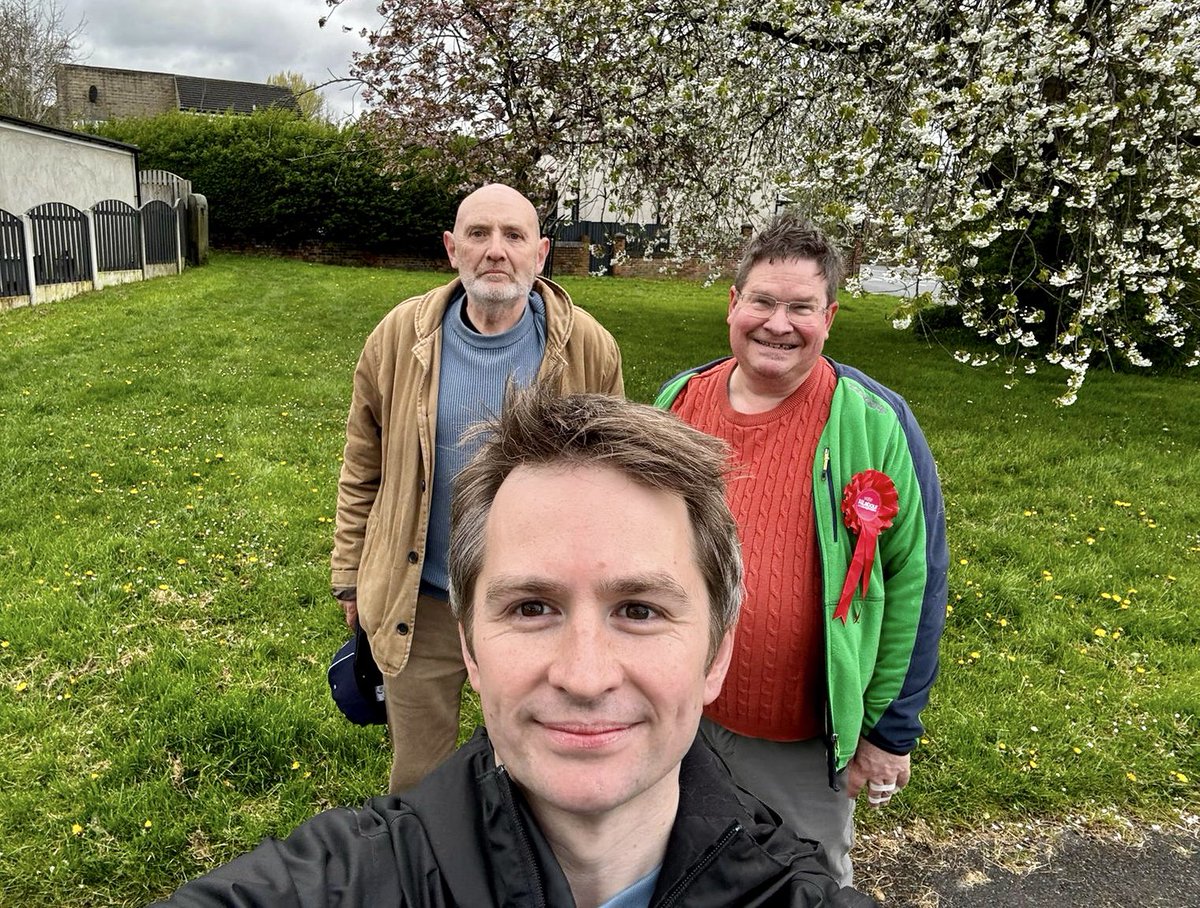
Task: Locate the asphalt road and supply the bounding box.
[858,821,1200,906]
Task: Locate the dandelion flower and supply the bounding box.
[71,823,83,836]
[1126,772,1137,782]
[144,820,153,829]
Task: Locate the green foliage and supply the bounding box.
[0,256,1197,904]
[265,70,327,122]
[94,111,461,255]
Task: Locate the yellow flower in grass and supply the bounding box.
[1126,772,1137,782]
[143,820,153,829]
[71,823,83,836]
[1174,772,1190,783]
[1094,628,1108,638]
[291,761,300,770]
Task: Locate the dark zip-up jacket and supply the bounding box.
[656,357,948,772]
[152,729,877,907]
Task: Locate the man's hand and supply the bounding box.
[340,598,358,630]
[845,737,911,809]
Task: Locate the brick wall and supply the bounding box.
[547,240,589,277]
[56,65,177,123]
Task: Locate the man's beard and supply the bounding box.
[461,273,532,311]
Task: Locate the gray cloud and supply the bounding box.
[61,0,380,118]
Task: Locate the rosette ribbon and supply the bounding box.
[834,470,899,624]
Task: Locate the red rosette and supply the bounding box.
[834,470,899,624]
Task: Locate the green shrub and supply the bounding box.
[95,111,462,255]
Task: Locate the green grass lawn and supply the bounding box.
[1,253,1196,906]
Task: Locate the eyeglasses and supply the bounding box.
[735,290,828,326]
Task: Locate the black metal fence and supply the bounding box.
[143,200,178,266]
[0,210,28,297]
[93,200,142,272]
[29,202,91,285]
[1,196,183,306]
[554,220,669,273]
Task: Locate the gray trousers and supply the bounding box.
[700,718,855,887]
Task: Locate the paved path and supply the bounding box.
[859,263,946,300]
[857,819,1200,906]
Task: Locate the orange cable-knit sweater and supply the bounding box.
[673,357,836,741]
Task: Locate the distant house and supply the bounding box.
[55,64,300,123]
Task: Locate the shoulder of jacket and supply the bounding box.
[830,360,912,424]
[367,281,457,345]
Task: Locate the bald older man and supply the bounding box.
[332,183,624,792]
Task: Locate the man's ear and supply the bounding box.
[535,236,550,274]
[703,629,735,705]
[460,624,481,692]
[443,230,458,268]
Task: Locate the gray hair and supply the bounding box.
[735,212,845,306]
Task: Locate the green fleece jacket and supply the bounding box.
[656,357,947,771]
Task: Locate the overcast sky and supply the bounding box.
[59,0,382,119]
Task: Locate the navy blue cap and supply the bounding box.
[328,623,387,726]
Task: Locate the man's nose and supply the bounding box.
[485,231,507,260]
[762,303,794,332]
[546,617,622,699]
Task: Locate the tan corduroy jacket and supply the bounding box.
[331,277,624,673]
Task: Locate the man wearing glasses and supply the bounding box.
[655,213,948,886]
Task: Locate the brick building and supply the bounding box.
[55,64,299,124]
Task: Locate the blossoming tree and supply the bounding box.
[327,0,1199,402]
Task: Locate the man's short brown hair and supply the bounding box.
[449,387,742,663]
[735,213,845,306]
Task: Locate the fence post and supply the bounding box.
[139,207,150,280]
[84,209,100,287]
[20,214,38,306]
[174,199,185,274]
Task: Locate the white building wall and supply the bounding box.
[0,120,138,214]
